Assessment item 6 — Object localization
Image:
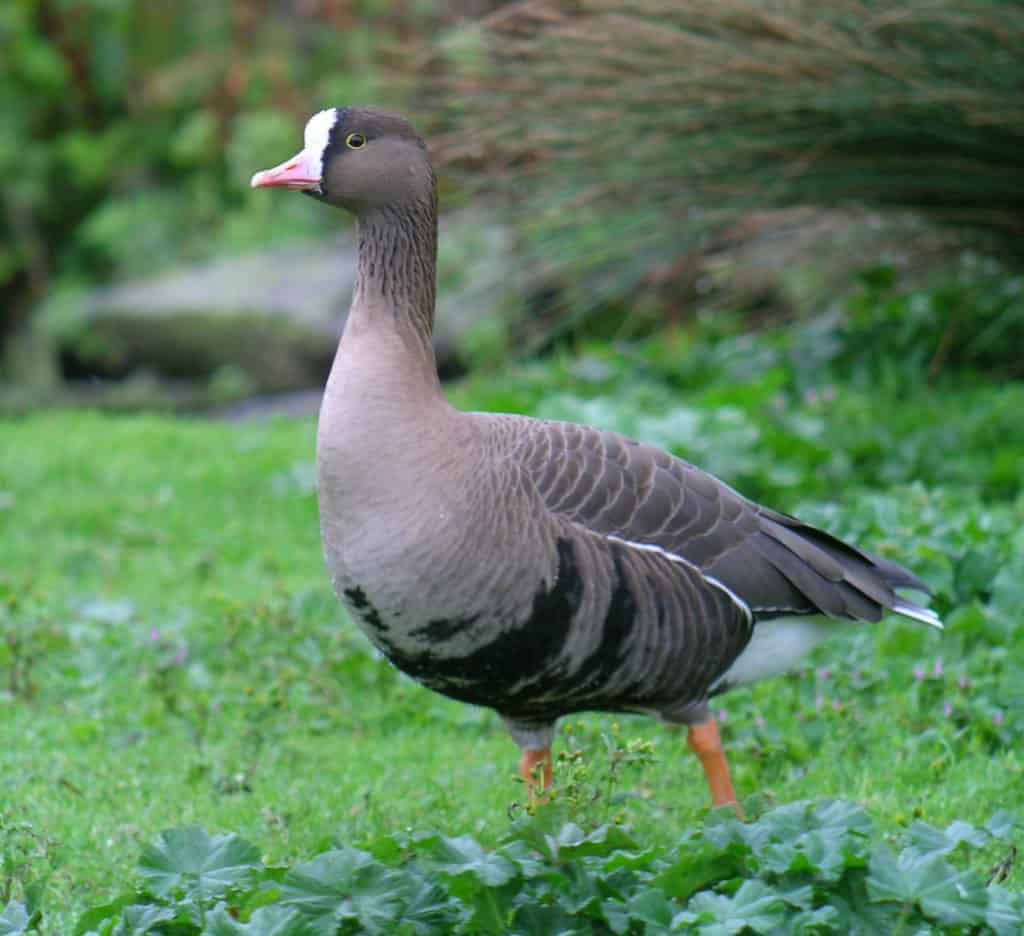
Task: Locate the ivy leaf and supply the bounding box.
[760,829,846,880]
[424,834,518,887]
[496,839,547,880]
[550,823,639,861]
[139,826,261,902]
[205,901,317,935]
[829,887,905,934]
[600,897,633,936]
[901,822,956,860]
[772,882,814,911]
[390,874,458,935]
[752,800,871,882]
[788,904,841,933]
[509,901,582,935]
[72,892,139,936]
[986,809,1020,841]
[279,847,403,934]
[624,887,674,930]
[0,901,29,936]
[119,904,178,934]
[203,903,247,936]
[985,884,1024,936]
[701,809,751,854]
[866,845,987,926]
[413,833,522,934]
[279,847,381,912]
[807,800,873,838]
[680,880,787,934]
[599,847,659,874]
[552,862,603,916]
[653,840,741,901]
[903,819,987,860]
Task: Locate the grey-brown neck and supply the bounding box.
[348,194,438,363]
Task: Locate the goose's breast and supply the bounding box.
[330,534,583,709]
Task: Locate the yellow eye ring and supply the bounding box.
[345,132,367,149]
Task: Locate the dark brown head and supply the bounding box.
[251,107,434,215]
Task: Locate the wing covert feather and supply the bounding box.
[488,414,928,622]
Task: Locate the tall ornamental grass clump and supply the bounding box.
[430,0,1024,319]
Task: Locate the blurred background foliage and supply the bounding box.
[0,0,1022,396]
[427,0,1024,350]
[0,0,434,385]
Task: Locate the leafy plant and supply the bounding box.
[0,583,69,700]
[0,900,34,936]
[0,818,53,931]
[799,257,1024,381]
[70,804,1023,934]
[511,722,658,828]
[0,0,452,380]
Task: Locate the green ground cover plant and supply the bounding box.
[1,286,1022,931]
[29,803,1024,934]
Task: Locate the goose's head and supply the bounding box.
[250,107,433,214]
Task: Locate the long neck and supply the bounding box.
[347,194,438,370]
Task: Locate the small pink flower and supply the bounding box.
[149,628,161,642]
[172,647,189,667]
[716,708,728,723]
[993,710,1005,727]
[958,675,971,690]
[933,658,944,678]
[815,694,825,710]
[913,665,925,682]
[817,667,832,680]
[943,701,953,718]
[804,388,819,405]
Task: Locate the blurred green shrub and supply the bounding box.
[0,0,458,376]
[827,257,1024,381]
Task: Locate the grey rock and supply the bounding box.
[51,213,513,397]
[54,236,354,393]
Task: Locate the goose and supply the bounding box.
[251,107,941,809]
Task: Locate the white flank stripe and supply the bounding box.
[603,534,753,627]
[601,535,943,632]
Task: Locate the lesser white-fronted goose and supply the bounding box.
[252,108,941,809]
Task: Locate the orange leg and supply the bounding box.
[687,718,743,816]
[519,747,553,792]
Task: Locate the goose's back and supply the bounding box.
[486,413,929,623]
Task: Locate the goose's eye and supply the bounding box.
[345,132,367,149]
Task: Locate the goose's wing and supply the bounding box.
[493,414,936,626]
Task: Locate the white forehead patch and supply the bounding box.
[303,108,338,176]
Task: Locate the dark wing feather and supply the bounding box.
[492,414,931,623]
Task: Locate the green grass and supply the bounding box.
[2,313,1023,930]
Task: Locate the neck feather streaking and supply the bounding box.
[352,195,438,348]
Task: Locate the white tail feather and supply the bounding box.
[892,600,943,630]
